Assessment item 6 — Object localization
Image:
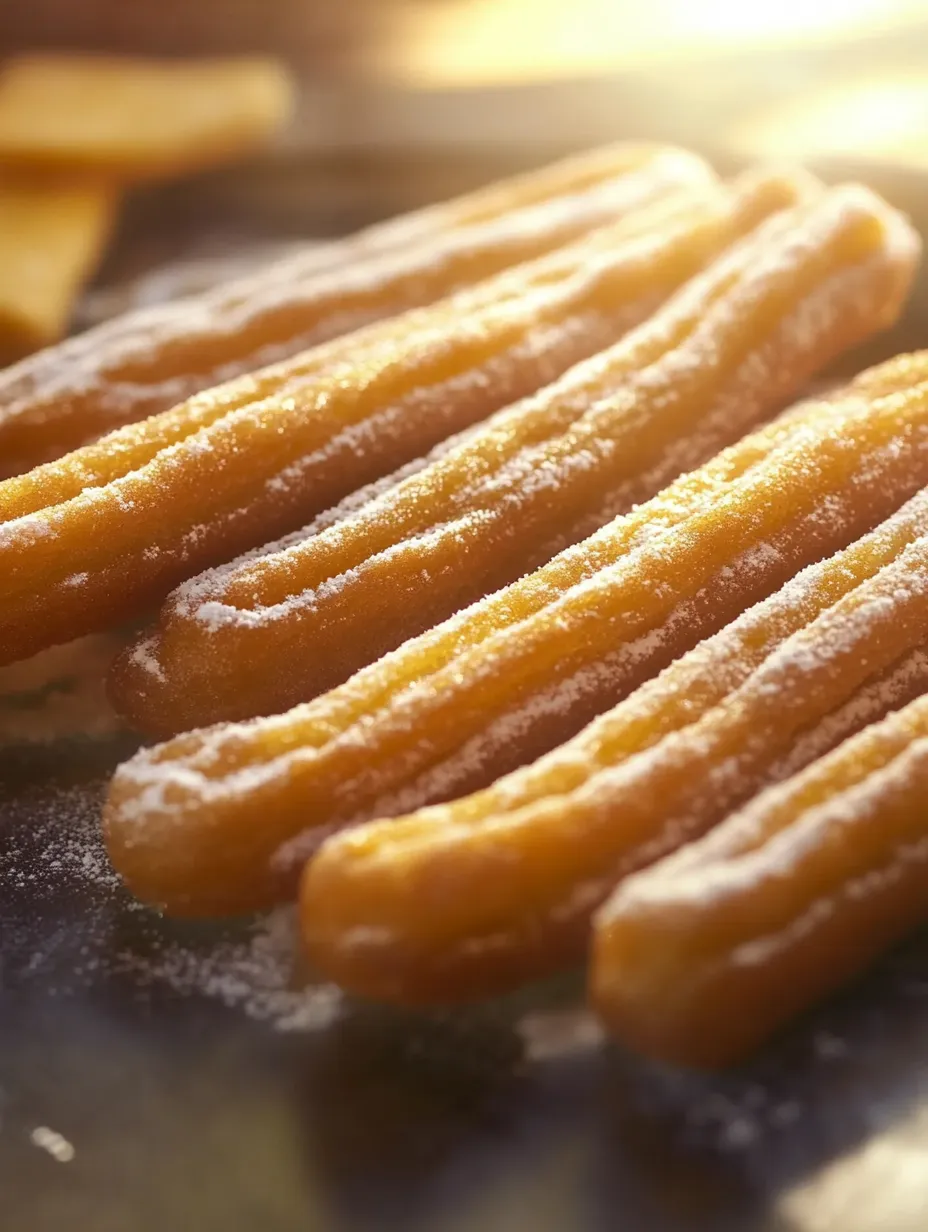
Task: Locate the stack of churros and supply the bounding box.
[0,164,809,664]
[0,142,715,476]
[109,177,914,732]
[8,138,928,1068]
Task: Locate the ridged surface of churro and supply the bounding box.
[105,354,928,918]
[113,180,917,736]
[592,690,928,1067]
[301,481,928,1003]
[0,145,711,476]
[1,171,776,667]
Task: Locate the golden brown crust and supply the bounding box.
[299,462,928,1004]
[0,167,800,669]
[111,176,913,737]
[592,691,928,1067]
[105,351,928,920]
[0,144,712,475]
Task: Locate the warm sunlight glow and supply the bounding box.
[737,76,928,162]
[381,0,926,86]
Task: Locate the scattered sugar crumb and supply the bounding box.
[117,908,342,1033]
[30,1127,75,1163]
[0,781,120,896]
[517,1007,604,1061]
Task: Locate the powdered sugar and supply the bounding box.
[0,512,53,549]
[2,771,341,1032]
[1,147,702,470]
[116,907,342,1032]
[770,647,928,782]
[137,183,914,735]
[126,635,167,684]
[1,778,120,896]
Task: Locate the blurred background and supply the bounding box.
[3,0,928,306]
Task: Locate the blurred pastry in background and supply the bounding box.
[0,632,126,746]
[0,53,294,367]
[0,179,115,365]
[0,54,294,181]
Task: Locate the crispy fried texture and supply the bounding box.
[592,690,928,1067]
[0,169,800,666]
[112,180,917,736]
[105,355,928,918]
[0,144,713,475]
[302,474,928,1003]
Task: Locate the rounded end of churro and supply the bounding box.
[588,890,729,1070]
[299,833,428,1005]
[299,825,514,1007]
[103,729,299,918]
[106,631,200,739]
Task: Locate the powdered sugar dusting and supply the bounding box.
[1,778,120,896]
[139,182,913,733]
[0,148,703,468]
[770,647,928,783]
[2,773,341,1032]
[117,908,342,1033]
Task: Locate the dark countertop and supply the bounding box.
[4,743,928,1232]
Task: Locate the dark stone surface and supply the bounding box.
[3,743,928,1232]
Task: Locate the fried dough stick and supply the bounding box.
[105,355,928,917]
[0,169,804,666]
[112,181,919,735]
[0,144,713,475]
[593,691,928,1067]
[302,484,928,1002]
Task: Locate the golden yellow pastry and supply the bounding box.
[302,481,928,1003]
[0,178,115,364]
[0,144,714,476]
[104,353,928,918]
[111,180,917,737]
[0,54,294,181]
[592,688,928,1067]
[0,168,802,667]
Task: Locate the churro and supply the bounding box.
[105,353,928,918]
[0,54,293,181]
[302,482,928,1003]
[592,690,928,1067]
[0,168,800,666]
[0,144,714,476]
[112,180,919,736]
[0,179,116,364]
